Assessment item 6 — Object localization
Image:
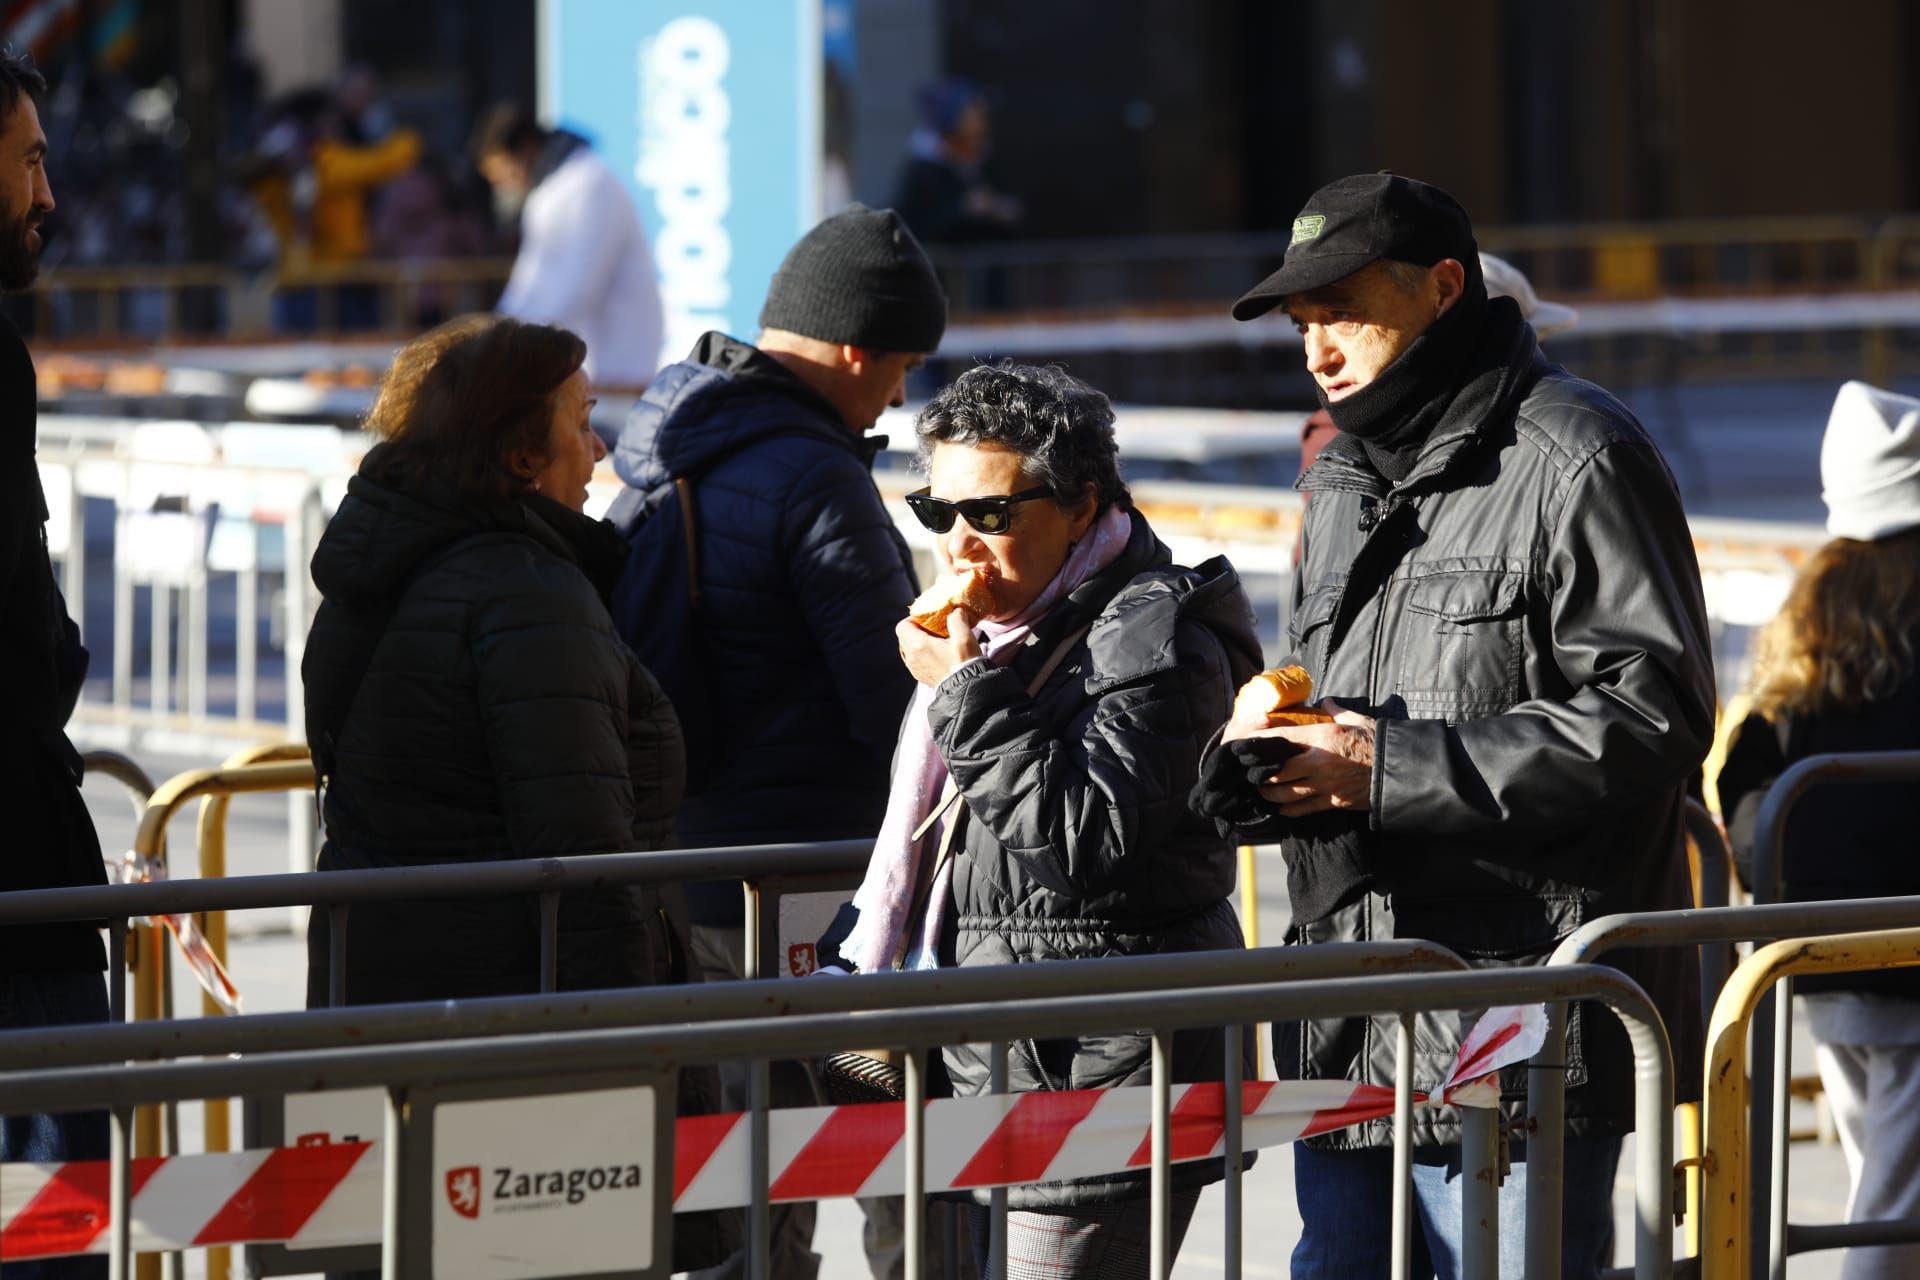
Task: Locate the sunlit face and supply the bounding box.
[0,94,52,291]
[842,350,926,432]
[927,441,1096,621]
[477,149,531,198]
[529,369,603,512]
[1282,260,1449,402]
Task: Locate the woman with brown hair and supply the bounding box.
[301,313,685,1006]
[1719,381,1920,1280]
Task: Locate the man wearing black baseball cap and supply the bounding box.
[1196,173,1715,1277]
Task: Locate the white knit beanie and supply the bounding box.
[1822,380,1920,540]
[1480,253,1579,338]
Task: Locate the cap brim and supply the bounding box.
[1231,251,1385,321]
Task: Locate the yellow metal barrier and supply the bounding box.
[127,749,315,1280]
[1237,845,1271,1081]
[1700,927,1920,1280]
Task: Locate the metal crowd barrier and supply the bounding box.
[4,836,875,1018]
[1522,758,1920,1279]
[0,831,870,1279]
[123,752,316,1212]
[1701,928,1920,1280]
[0,938,1468,1279]
[1737,750,1920,1280]
[81,749,160,807]
[1525,894,1920,1280]
[0,959,1673,1280]
[1,831,1675,1279]
[184,742,312,1280]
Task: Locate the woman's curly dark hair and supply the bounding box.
[914,361,1130,511]
[358,314,585,505]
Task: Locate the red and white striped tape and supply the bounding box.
[109,851,244,1015]
[0,1005,1544,1259]
[0,1141,375,1260]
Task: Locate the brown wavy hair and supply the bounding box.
[358,314,586,505]
[1746,525,1920,718]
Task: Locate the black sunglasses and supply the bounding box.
[905,485,1055,535]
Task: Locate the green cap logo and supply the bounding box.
[1290,215,1326,247]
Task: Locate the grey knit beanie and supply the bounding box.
[1822,380,1920,541]
[759,205,948,354]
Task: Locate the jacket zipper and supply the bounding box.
[1365,502,1398,700]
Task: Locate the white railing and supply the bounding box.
[40,408,1821,873]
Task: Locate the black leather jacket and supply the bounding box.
[1257,301,1716,1147]
[932,511,1263,1206]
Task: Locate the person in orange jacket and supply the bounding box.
[248,88,421,267]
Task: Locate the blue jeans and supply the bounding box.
[1291,1135,1623,1280]
[1,972,110,1279]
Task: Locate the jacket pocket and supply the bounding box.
[1397,569,1525,717]
[1286,577,1344,662]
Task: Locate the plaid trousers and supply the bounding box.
[966,1189,1202,1279]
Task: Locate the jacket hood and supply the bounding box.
[529,129,591,190]
[1040,509,1264,692]
[612,331,856,494]
[312,476,624,609]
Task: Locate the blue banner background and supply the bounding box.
[540,0,820,360]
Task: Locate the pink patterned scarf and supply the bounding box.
[843,504,1134,973]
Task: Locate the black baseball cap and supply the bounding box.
[1231,172,1479,321]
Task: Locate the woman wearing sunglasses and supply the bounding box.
[829,361,1264,1276]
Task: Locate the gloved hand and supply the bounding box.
[1190,732,1300,838]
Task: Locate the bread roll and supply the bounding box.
[1233,664,1335,728]
[1263,707,1336,727]
[908,568,997,638]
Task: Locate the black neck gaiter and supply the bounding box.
[1318,281,1489,484]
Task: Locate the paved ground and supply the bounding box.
[75,750,1857,1279]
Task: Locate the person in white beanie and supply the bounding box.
[1718,379,1920,1280]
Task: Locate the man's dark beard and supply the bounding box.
[0,212,42,290]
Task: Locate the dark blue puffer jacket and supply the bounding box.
[608,333,918,920]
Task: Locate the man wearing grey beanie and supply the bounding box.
[606,206,955,1279]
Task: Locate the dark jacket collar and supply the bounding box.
[1297,298,1544,500]
[529,129,591,191]
[688,331,847,425]
[313,477,629,610]
[1013,508,1262,692]
[612,332,876,495]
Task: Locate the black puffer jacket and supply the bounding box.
[931,511,1263,1207]
[1719,644,1920,997]
[1253,300,1716,1148]
[302,475,686,1005]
